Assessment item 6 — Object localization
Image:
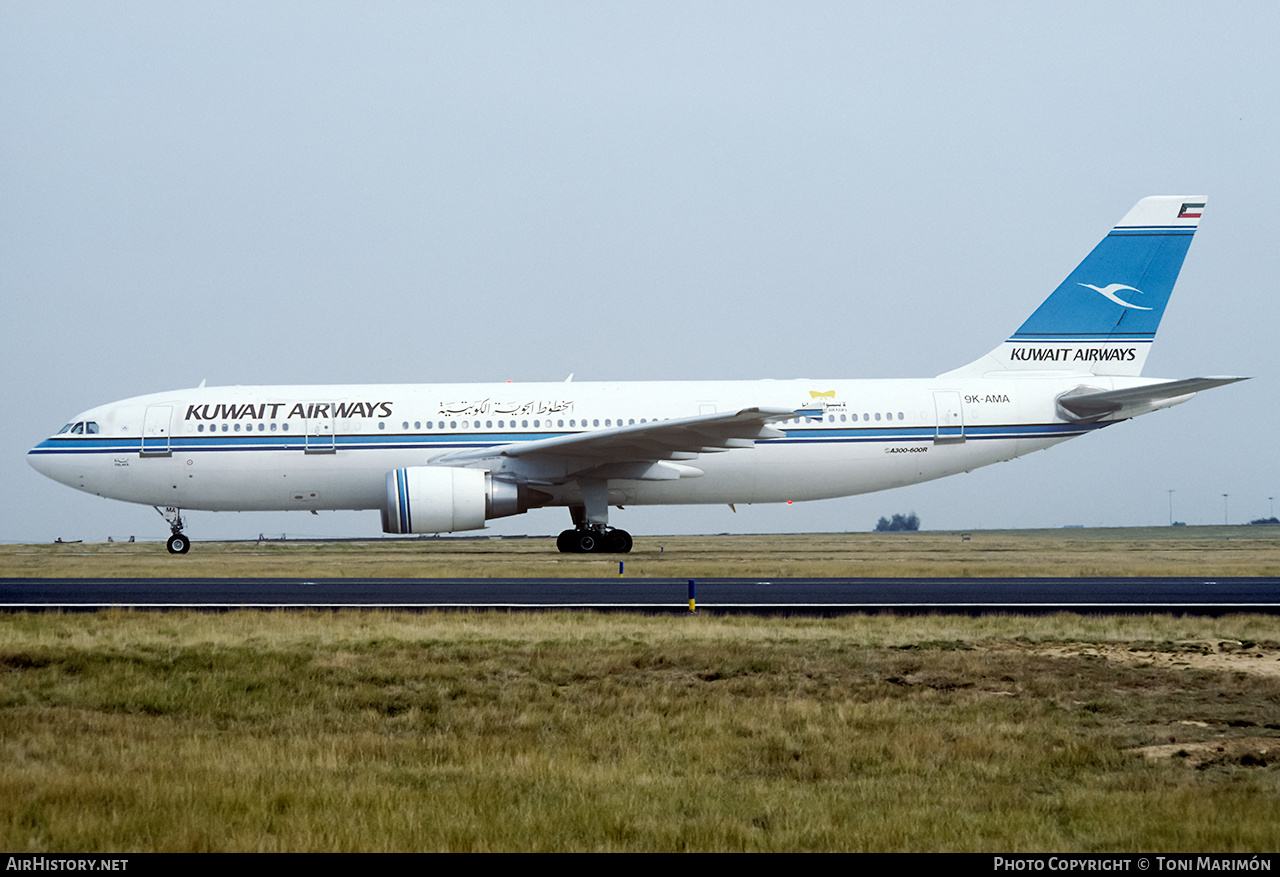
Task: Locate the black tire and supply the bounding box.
[556,530,578,553]
[166,534,190,555]
[607,529,633,553]
[576,532,598,553]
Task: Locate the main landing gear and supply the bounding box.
[555,492,632,553]
[155,506,190,555]
[556,527,633,554]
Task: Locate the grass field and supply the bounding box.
[5,525,1280,579]
[1,528,1277,852]
[1,611,1277,852]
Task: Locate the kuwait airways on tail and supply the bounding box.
[29,196,1245,554]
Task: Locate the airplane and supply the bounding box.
[29,196,1246,555]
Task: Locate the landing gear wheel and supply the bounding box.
[166,533,190,555]
[556,528,632,553]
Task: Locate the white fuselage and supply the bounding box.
[28,373,1133,518]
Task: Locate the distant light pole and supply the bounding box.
[1271,497,1275,520]
[1167,489,1175,526]
[1222,494,1229,525]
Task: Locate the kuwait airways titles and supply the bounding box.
[184,402,395,422]
[1007,347,1139,363]
[30,196,1245,554]
[181,398,579,423]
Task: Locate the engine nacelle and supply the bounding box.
[381,467,541,534]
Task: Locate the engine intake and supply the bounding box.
[381,467,544,534]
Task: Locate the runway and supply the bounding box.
[2,576,1278,614]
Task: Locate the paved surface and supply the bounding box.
[3,577,1278,614]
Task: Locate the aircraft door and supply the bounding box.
[933,392,965,444]
[304,413,336,454]
[141,405,173,457]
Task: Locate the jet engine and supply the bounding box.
[381,466,545,534]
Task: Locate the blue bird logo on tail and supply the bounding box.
[1077,282,1152,310]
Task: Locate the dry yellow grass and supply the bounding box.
[3,526,1278,578]
[2,611,1278,852]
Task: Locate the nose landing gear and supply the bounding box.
[155,506,191,555]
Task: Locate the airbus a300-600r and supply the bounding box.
[30,196,1245,554]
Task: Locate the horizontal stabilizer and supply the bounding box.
[1057,376,1247,421]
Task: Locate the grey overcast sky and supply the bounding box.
[3,2,1276,543]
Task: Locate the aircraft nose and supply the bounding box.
[28,441,67,483]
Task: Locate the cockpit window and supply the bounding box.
[55,421,97,436]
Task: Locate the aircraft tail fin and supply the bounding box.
[941,196,1206,378]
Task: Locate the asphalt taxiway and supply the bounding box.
[2,576,1278,614]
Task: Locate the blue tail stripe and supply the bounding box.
[1012,226,1195,341]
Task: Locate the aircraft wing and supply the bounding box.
[431,407,795,482]
[1057,376,1248,421]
